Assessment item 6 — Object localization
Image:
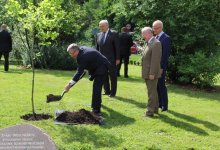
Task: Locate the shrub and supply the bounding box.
[177,51,220,87]
[35,45,77,70]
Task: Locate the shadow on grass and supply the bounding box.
[159,112,209,136]
[169,84,220,102]
[0,68,27,74]
[101,105,135,128]
[168,110,219,131]
[114,96,146,108]
[117,76,143,83]
[56,125,123,149]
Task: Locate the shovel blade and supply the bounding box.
[46,94,62,103]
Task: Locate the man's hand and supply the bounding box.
[116,59,120,65]
[149,75,155,80]
[64,83,72,92]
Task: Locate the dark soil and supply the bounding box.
[55,109,102,125]
[180,84,220,93]
[21,113,53,121]
[46,94,62,103]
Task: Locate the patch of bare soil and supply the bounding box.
[55,109,102,125]
[21,113,52,121]
[180,84,220,93]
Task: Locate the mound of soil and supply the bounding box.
[55,109,102,125]
[21,113,53,121]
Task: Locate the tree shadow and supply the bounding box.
[101,105,135,128]
[168,110,219,131]
[114,96,146,109]
[117,75,143,83]
[0,68,26,74]
[159,113,209,136]
[54,125,123,149]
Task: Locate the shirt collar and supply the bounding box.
[148,36,154,44]
[105,29,109,34]
[157,31,164,38]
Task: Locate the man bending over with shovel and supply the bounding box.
[64,43,110,116]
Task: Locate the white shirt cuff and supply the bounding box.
[69,80,76,86]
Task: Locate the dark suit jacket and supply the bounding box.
[0,30,12,53]
[96,30,120,62]
[72,46,110,82]
[142,37,162,79]
[118,32,133,56]
[158,33,171,70]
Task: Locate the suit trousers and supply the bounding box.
[145,79,159,114]
[92,74,106,111]
[104,62,117,95]
[0,51,9,71]
[157,70,168,109]
[117,55,129,76]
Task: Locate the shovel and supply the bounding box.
[46,71,86,103]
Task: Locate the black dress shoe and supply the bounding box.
[102,92,110,95]
[109,94,115,97]
[161,107,168,112]
[154,110,159,114]
[92,109,102,116]
[144,111,154,117]
[124,75,129,78]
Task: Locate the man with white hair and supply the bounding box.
[64,43,110,116]
[96,20,120,97]
[141,27,162,117]
[0,24,12,72]
[153,20,171,112]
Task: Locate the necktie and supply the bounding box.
[156,35,159,39]
[101,32,106,44]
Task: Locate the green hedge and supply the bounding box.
[35,45,77,70]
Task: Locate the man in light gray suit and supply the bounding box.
[141,27,162,117]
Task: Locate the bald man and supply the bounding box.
[153,20,171,112]
[141,27,162,117]
[96,20,120,97]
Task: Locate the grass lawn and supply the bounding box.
[0,64,220,150]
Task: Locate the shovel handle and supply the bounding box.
[61,71,86,98]
[61,90,66,98]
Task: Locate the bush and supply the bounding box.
[109,0,220,87]
[177,51,220,87]
[35,45,77,70]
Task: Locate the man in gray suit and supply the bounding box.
[96,20,120,97]
[141,27,162,117]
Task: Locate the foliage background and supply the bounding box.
[1,0,220,86]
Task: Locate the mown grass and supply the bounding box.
[0,64,220,150]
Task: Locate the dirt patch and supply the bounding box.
[55,109,102,125]
[21,113,52,121]
[180,84,220,93]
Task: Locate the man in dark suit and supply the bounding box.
[153,20,171,112]
[117,27,133,78]
[64,43,110,116]
[0,24,12,72]
[96,20,120,97]
[141,27,162,117]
